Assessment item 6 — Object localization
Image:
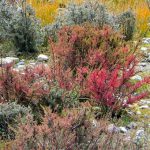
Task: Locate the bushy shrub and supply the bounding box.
[45,0,135,41]
[118,10,136,41]
[0,64,51,104]
[50,25,132,72]
[8,108,145,150]
[0,102,31,140]
[0,63,80,122]
[47,85,79,113]
[0,0,44,53]
[50,24,150,113]
[88,66,150,113]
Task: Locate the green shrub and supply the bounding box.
[118,10,136,41]
[0,102,32,140]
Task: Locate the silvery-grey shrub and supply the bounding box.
[117,10,136,41]
[0,102,32,140]
[0,0,44,53]
[45,0,135,41]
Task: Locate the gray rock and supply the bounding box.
[108,124,120,133]
[139,105,149,109]
[124,135,131,142]
[17,65,26,71]
[119,127,128,133]
[143,38,150,44]
[17,61,25,66]
[138,62,147,67]
[140,47,148,51]
[139,100,150,106]
[131,75,142,81]
[37,54,49,61]
[92,120,97,127]
[0,57,19,66]
[136,111,142,115]
[135,129,145,141]
[127,122,137,129]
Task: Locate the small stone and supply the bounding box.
[127,122,137,129]
[143,38,150,44]
[135,129,145,140]
[0,57,19,66]
[124,135,131,142]
[17,65,26,71]
[119,127,128,133]
[108,124,120,133]
[17,61,25,66]
[139,105,149,109]
[138,62,147,67]
[131,75,142,81]
[141,47,148,51]
[37,54,49,61]
[139,100,150,106]
[136,111,141,115]
[29,62,36,66]
[92,120,97,127]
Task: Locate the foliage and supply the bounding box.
[7,108,141,150]
[50,24,150,112]
[47,85,79,113]
[0,64,51,104]
[50,25,131,72]
[46,0,136,41]
[0,0,44,53]
[101,0,150,36]
[0,63,80,121]
[117,10,135,41]
[27,0,61,26]
[88,66,150,112]
[0,102,31,140]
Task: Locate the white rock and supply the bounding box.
[138,62,147,67]
[5,57,19,63]
[124,135,131,142]
[141,47,148,51]
[143,38,150,44]
[0,57,19,65]
[37,54,49,61]
[108,124,120,133]
[135,129,145,140]
[119,127,128,133]
[131,75,142,81]
[127,122,137,129]
[139,100,150,106]
[17,65,26,71]
[17,61,25,66]
[92,120,97,127]
[136,111,141,115]
[139,105,149,109]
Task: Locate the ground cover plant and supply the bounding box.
[0,0,150,149]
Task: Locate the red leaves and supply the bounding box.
[88,64,150,110]
[0,64,51,104]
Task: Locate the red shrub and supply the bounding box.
[49,24,149,111]
[50,25,130,72]
[0,64,51,104]
[88,58,150,110]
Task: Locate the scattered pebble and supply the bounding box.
[108,124,120,133]
[139,105,149,109]
[131,75,142,81]
[119,127,128,133]
[37,54,49,61]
